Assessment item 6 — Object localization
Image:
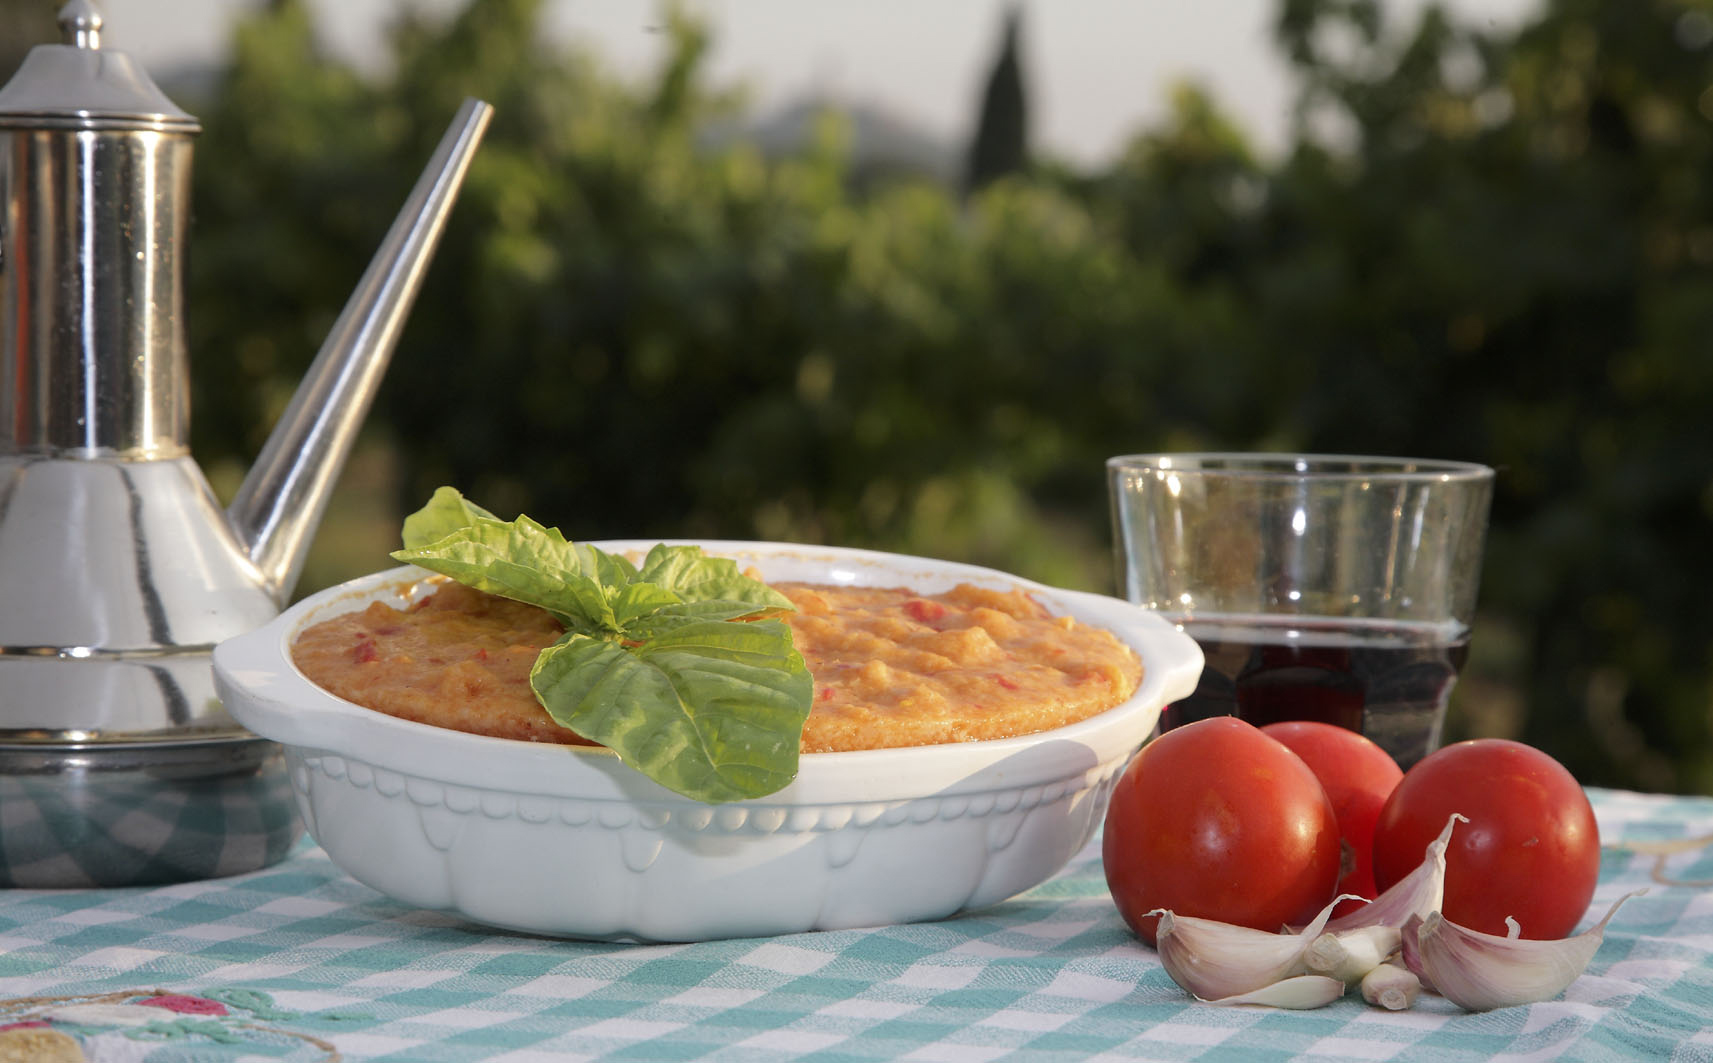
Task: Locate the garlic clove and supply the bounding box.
[1360,962,1421,1010]
[1397,914,1434,992]
[1401,890,1646,1011]
[1305,924,1403,984]
[1202,975,1346,1009]
[1148,894,1354,1001]
[1325,812,1466,933]
[1151,910,1314,1000]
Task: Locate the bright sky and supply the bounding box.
[103,0,1537,167]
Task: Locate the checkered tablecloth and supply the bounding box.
[0,787,1708,1062]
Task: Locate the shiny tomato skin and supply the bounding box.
[1103,717,1342,947]
[1260,721,1403,913]
[1372,738,1599,939]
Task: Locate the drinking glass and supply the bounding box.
[1107,453,1494,768]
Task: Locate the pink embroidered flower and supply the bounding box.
[137,994,229,1016]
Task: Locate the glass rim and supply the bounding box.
[1106,452,1494,483]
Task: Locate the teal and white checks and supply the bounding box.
[0,787,1708,1061]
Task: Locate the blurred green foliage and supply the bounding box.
[173,0,1711,794]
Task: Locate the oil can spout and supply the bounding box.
[227,97,493,602]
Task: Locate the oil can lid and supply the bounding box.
[0,0,199,132]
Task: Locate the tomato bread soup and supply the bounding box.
[291,581,594,744]
[291,577,1142,753]
[780,583,1140,751]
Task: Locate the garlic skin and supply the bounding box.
[1401,890,1645,1011]
[1360,962,1421,1010]
[1325,812,1466,934]
[1203,975,1346,1009]
[1305,924,1402,984]
[1149,897,1349,1001]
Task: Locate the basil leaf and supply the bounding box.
[394,516,621,633]
[573,541,641,590]
[610,581,690,628]
[635,597,792,625]
[390,488,812,803]
[400,485,500,550]
[530,619,812,803]
[634,543,796,614]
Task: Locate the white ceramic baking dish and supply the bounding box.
[212,541,1203,941]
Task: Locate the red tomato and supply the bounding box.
[1260,721,1403,915]
[1371,738,1599,939]
[1103,717,1342,946]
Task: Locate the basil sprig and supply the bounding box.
[391,488,812,803]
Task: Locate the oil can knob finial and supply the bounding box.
[59,0,103,50]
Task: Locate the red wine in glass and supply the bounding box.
[1160,615,1470,769]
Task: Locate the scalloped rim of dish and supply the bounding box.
[213,540,1205,808]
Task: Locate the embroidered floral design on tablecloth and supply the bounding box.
[0,988,340,1062]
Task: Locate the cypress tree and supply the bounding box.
[964,4,1028,196]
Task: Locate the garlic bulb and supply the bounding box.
[1401,890,1645,1011]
